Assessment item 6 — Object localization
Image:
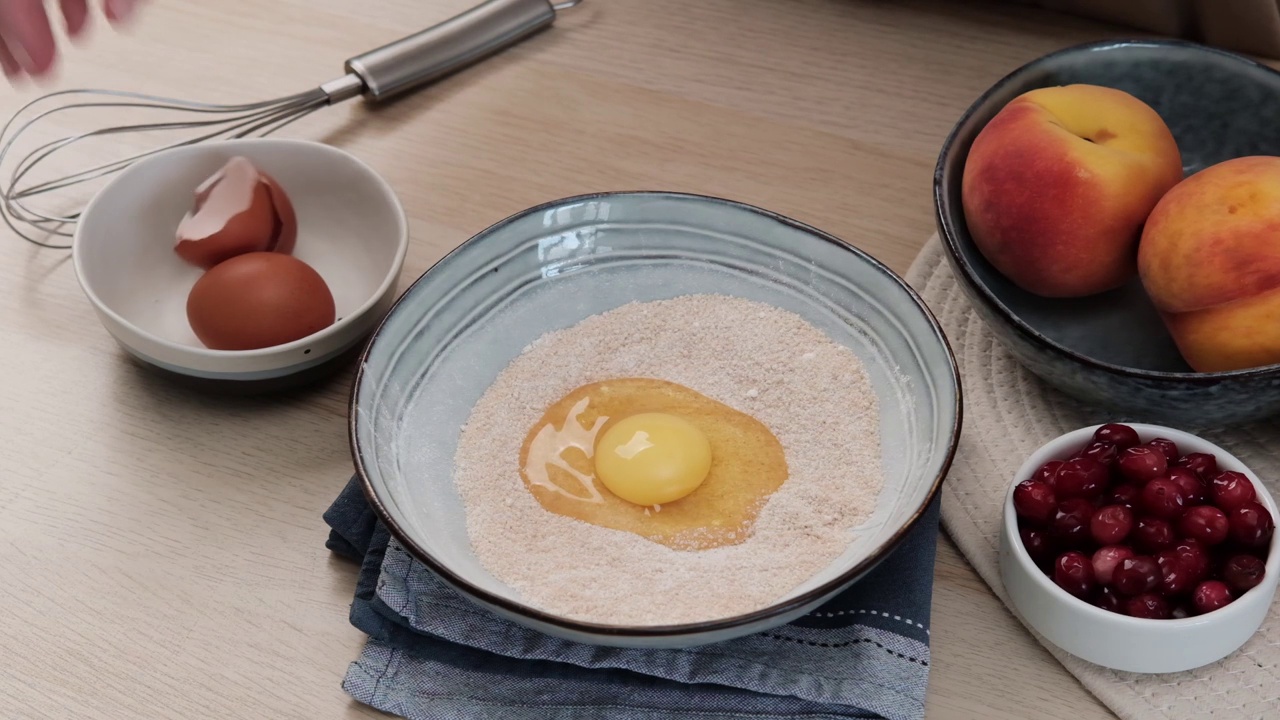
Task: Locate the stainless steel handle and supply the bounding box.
[344,0,561,102]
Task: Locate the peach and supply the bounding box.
[1138,156,1280,373]
[962,84,1183,298]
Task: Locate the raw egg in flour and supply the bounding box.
[519,377,788,550]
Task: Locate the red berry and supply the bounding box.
[1055,457,1108,500]
[1176,452,1219,480]
[1118,447,1168,484]
[1031,460,1064,487]
[1093,423,1140,450]
[1147,438,1180,463]
[1050,498,1096,548]
[1092,545,1135,586]
[1053,551,1096,599]
[1140,478,1186,520]
[1126,593,1171,619]
[1078,441,1119,468]
[1229,502,1276,549]
[1013,480,1057,524]
[1133,516,1176,553]
[1155,549,1198,596]
[1019,527,1056,567]
[1090,505,1133,545]
[1209,471,1257,512]
[1179,505,1229,545]
[1095,585,1125,613]
[1222,555,1267,594]
[1106,484,1139,511]
[1191,580,1233,614]
[1133,516,1175,554]
[1167,467,1206,505]
[1171,538,1210,581]
[1113,555,1160,596]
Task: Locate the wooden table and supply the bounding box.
[0,1,1162,717]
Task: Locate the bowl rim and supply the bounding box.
[71,137,410,360]
[1002,422,1280,627]
[933,37,1280,383]
[347,189,964,639]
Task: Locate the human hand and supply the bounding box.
[0,0,141,80]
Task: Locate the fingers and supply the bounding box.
[103,0,138,24]
[0,40,21,79]
[0,0,59,77]
[61,0,91,37]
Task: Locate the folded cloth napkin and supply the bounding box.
[325,476,942,720]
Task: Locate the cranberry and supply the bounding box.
[1171,538,1210,581]
[1133,516,1176,554]
[1106,484,1140,511]
[1092,545,1135,586]
[1176,452,1219,480]
[1146,438,1180,463]
[1089,505,1133,545]
[1222,554,1267,593]
[1229,502,1276,549]
[1126,593,1171,619]
[1095,585,1125,613]
[1209,471,1257,512]
[1078,441,1119,468]
[1031,460,1064,487]
[1155,550,1198,596]
[1167,467,1206,505]
[1013,480,1057,524]
[1179,505,1230,545]
[1191,580,1233,614]
[1113,555,1160,596]
[1050,498,1096,548]
[1055,457,1109,500]
[1140,478,1186,520]
[1118,446,1168,484]
[1053,551,1096,599]
[1019,527,1057,567]
[1093,423,1140,450]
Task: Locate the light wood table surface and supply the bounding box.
[0,1,1177,717]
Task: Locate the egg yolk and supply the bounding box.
[593,413,713,506]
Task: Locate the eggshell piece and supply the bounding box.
[261,171,297,255]
[186,252,336,351]
[173,156,297,269]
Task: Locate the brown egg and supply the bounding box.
[186,252,335,351]
[174,156,298,269]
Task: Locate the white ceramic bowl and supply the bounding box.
[351,191,961,648]
[73,138,408,388]
[1000,423,1280,674]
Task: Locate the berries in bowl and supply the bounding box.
[999,423,1279,673]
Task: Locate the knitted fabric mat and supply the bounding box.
[905,234,1280,719]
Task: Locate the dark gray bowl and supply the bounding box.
[934,39,1280,427]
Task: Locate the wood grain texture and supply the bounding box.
[0,0,1165,717]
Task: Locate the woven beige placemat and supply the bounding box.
[904,234,1280,719]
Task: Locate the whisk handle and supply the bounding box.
[344,0,560,102]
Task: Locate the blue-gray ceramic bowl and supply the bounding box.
[349,191,961,648]
[935,39,1280,426]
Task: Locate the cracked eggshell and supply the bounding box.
[173,156,297,269]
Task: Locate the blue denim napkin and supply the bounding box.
[325,476,941,720]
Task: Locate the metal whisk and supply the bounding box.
[0,0,582,249]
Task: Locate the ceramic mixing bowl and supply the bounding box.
[73,138,408,390]
[350,191,961,648]
[934,39,1280,425]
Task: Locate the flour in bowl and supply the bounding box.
[453,294,884,625]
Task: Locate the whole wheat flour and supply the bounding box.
[453,293,885,625]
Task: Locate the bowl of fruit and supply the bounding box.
[1000,422,1279,674]
[934,39,1280,425]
